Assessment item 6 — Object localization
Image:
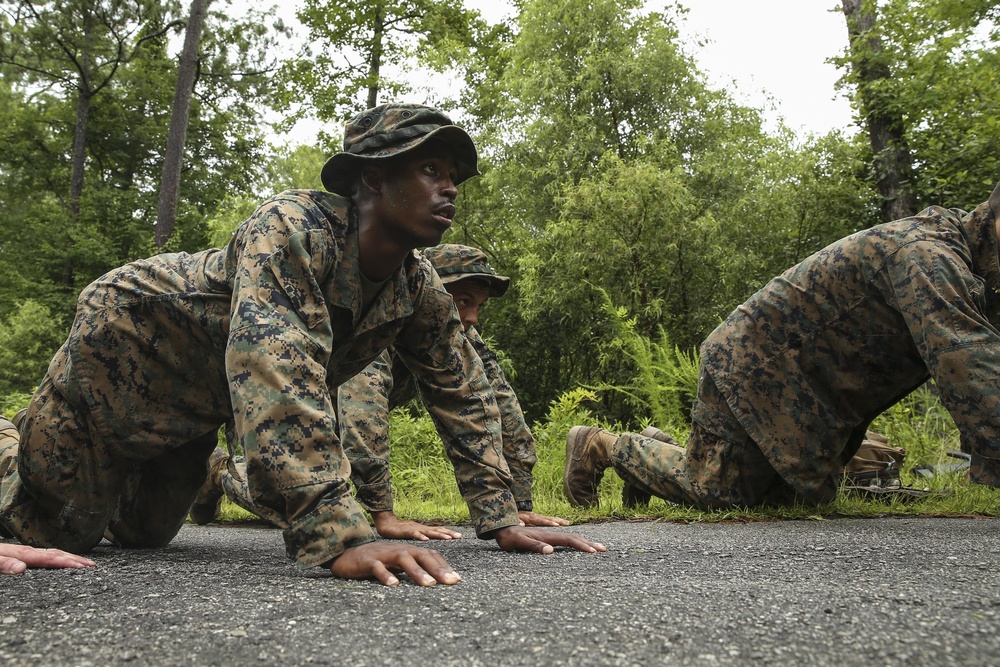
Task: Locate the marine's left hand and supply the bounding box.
[0,543,97,575]
[485,526,606,554]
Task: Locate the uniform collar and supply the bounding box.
[327,206,416,331]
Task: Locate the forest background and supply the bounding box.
[1,0,998,518]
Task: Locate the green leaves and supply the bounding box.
[0,300,66,396]
[280,0,484,121]
[834,0,1000,208]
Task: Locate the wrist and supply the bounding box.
[515,500,533,512]
[370,510,396,525]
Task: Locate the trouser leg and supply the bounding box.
[0,416,19,538]
[0,416,18,475]
[106,429,219,548]
[218,422,281,526]
[609,368,795,510]
[0,375,128,552]
[218,456,284,528]
[1,373,224,551]
[610,432,698,505]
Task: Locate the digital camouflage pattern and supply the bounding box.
[0,189,519,567]
[338,324,537,513]
[0,416,17,538]
[608,183,1000,508]
[421,244,511,296]
[321,103,479,197]
[335,243,531,513]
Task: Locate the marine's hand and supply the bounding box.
[371,510,463,541]
[329,542,462,587]
[486,526,606,555]
[0,543,96,576]
[517,510,570,527]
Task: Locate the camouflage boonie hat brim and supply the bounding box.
[321,103,480,196]
[422,244,510,297]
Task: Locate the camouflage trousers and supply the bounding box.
[0,372,218,553]
[216,455,280,525]
[609,370,798,509]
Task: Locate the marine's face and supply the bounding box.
[445,280,491,332]
[374,141,459,248]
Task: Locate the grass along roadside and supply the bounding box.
[214,385,1000,527]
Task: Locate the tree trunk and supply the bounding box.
[841,0,916,222]
[62,86,92,287]
[155,0,211,247]
[64,11,95,287]
[366,8,384,109]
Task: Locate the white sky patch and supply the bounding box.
[257,0,859,145]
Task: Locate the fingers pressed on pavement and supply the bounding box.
[395,552,436,586]
[413,549,461,585]
[0,557,27,575]
[369,560,400,587]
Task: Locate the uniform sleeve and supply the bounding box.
[393,275,520,538]
[225,198,375,567]
[466,327,537,506]
[338,350,395,512]
[882,241,1000,486]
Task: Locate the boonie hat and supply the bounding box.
[321,103,480,196]
[422,244,510,297]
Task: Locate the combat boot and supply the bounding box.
[563,426,617,508]
[189,447,229,525]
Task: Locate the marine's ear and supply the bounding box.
[359,164,385,197]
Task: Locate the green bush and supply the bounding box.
[869,383,960,473]
[0,300,65,396]
[589,292,699,437]
[0,391,33,419]
[386,404,465,521]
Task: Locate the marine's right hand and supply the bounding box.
[328,542,462,587]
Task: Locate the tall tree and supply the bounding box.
[0,0,286,321]
[0,0,181,284]
[278,0,483,132]
[154,0,289,246]
[451,0,757,420]
[840,0,916,222]
[871,0,1000,208]
[155,0,210,247]
[452,0,875,422]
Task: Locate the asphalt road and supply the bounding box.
[2,517,999,666]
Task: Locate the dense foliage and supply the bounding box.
[1,0,997,445]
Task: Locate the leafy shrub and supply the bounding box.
[387,404,465,519]
[0,300,65,396]
[869,383,961,480]
[590,293,699,438]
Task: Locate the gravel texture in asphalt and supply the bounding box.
[2,517,999,666]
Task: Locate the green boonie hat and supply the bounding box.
[422,244,510,298]
[321,103,480,196]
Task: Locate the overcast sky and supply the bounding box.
[466,0,858,138]
[670,1,856,137]
[270,0,858,144]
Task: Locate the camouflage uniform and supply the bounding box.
[222,244,537,517]
[0,189,519,567]
[340,325,538,513]
[610,182,1000,508]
